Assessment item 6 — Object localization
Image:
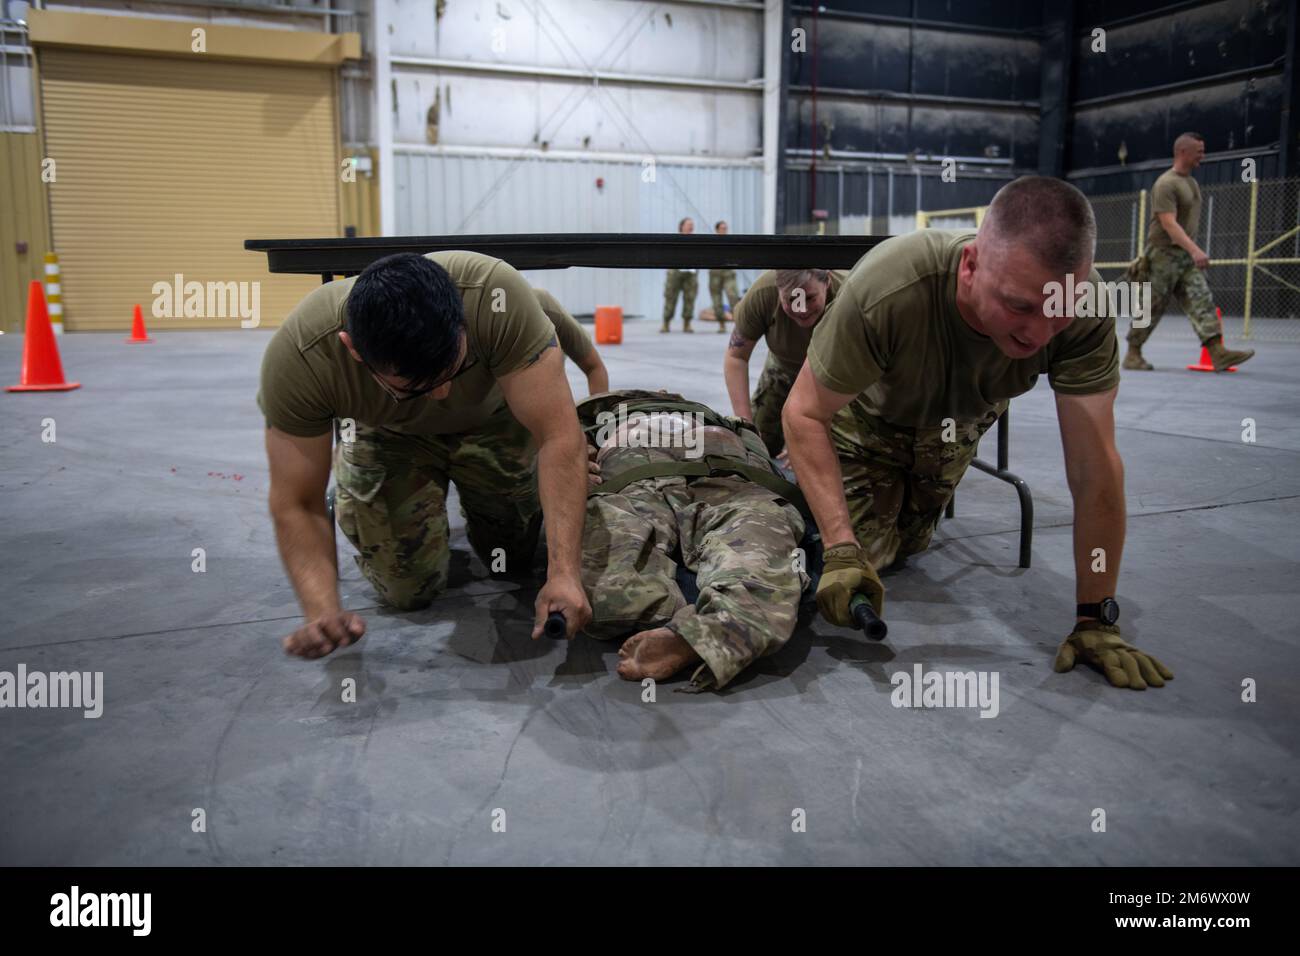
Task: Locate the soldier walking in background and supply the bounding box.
[1123,132,1254,373]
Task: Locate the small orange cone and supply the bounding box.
[125,304,153,343]
[7,281,80,392]
[1187,307,1235,372]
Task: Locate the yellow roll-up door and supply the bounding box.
[39,48,339,331]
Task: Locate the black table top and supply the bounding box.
[243,233,888,276]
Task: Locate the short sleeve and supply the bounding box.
[806,281,887,397]
[257,324,334,437]
[535,288,593,362]
[1048,271,1120,396]
[733,281,775,342]
[1151,178,1177,216]
[478,262,559,376]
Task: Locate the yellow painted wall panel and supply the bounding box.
[0,133,53,333]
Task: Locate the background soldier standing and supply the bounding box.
[661,217,698,333]
[707,220,742,332]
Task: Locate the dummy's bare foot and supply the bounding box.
[616,627,702,681]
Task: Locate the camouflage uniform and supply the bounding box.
[581,393,809,690]
[708,269,741,327]
[1126,245,1220,348]
[662,269,698,331]
[832,399,1004,569]
[333,402,540,610]
[750,356,798,457]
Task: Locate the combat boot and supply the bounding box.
[1122,345,1153,370]
[1206,336,1254,372]
[660,324,671,334]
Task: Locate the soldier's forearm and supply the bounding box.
[1071,466,1126,612]
[271,502,341,619]
[784,412,855,547]
[579,352,609,394]
[724,354,753,419]
[1164,221,1201,256]
[536,427,588,579]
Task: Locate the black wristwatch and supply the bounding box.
[1077,597,1120,625]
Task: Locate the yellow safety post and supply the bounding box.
[1243,179,1258,339]
[44,252,63,336]
[1136,190,1146,254]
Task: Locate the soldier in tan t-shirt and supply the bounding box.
[784,176,1174,692]
[258,251,592,659]
[723,267,846,457]
[1123,132,1254,372]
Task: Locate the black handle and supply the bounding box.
[850,594,888,641]
[543,611,568,639]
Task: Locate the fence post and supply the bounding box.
[1243,178,1259,339]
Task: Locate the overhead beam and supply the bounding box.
[245,233,889,275]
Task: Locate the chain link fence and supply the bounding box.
[1090,177,1300,342]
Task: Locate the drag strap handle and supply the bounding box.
[544,611,568,639]
[850,594,888,641]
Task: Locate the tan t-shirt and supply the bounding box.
[533,287,593,363]
[1147,168,1201,250]
[257,251,556,437]
[807,230,1119,428]
[733,269,848,374]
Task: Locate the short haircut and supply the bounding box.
[774,268,830,290]
[678,217,693,231]
[980,176,1096,275]
[1174,132,1204,153]
[715,220,727,230]
[345,253,465,391]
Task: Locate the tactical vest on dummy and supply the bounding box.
[576,389,811,519]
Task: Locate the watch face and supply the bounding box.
[1101,598,1120,625]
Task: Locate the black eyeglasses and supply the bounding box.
[364,354,478,403]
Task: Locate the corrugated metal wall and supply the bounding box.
[39,48,341,330]
[1067,0,1290,194]
[395,150,763,320]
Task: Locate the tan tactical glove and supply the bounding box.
[1054,621,1173,690]
[816,542,884,627]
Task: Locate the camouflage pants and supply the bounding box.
[751,356,798,457]
[333,403,540,610]
[662,269,698,328]
[1127,245,1220,348]
[582,474,808,689]
[832,401,1003,569]
[708,269,740,324]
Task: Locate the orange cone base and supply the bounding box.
[1187,347,1234,372]
[7,380,81,392]
[124,337,154,344]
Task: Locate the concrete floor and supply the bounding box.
[1,315,1297,866]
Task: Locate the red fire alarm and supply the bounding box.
[595,177,605,190]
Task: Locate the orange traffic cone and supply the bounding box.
[7,280,80,392]
[125,304,153,343]
[1187,307,1235,372]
